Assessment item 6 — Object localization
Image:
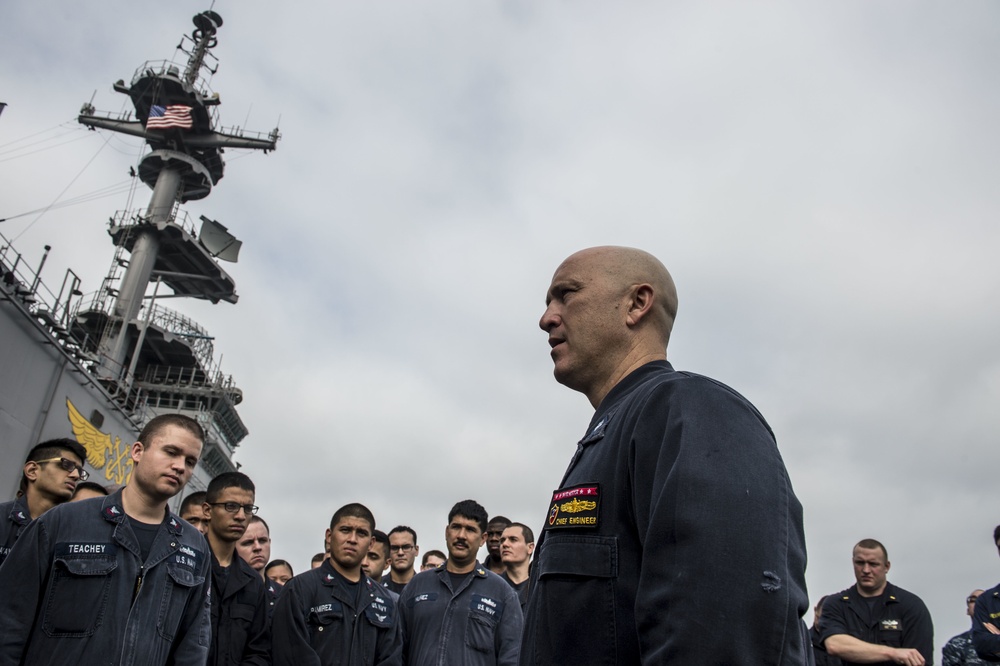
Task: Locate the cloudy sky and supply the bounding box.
[4,0,1000,650]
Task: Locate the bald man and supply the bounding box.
[521,246,811,664]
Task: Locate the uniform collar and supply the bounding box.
[7,495,30,526]
[586,360,674,442]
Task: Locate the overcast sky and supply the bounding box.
[3,0,1000,651]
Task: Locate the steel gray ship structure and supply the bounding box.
[0,10,278,499]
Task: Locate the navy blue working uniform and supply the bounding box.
[973,585,1000,661]
[820,582,934,666]
[0,496,31,567]
[272,559,401,666]
[0,489,211,666]
[400,562,522,666]
[208,552,271,666]
[520,360,811,665]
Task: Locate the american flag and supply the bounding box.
[146,104,193,130]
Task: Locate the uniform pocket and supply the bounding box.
[532,535,619,666]
[465,613,496,653]
[43,556,118,636]
[157,562,206,641]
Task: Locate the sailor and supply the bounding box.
[203,472,271,666]
[0,414,211,666]
[399,499,522,666]
[481,515,511,575]
[272,503,402,666]
[0,438,87,567]
[236,515,281,617]
[383,526,419,594]
[363,530,397,601]
[180,490,209,535]
[822,539,933,665]
[498,523,534,613]
[521,245,811,664]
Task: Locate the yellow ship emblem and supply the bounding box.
[560,498,597,513]
[66,399,134,486]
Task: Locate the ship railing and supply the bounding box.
[130,59,216,106]
[145,304,217,370]
[1,231,92,351]
[139,364,242,406]
[109,207,200,238]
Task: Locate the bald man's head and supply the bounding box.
[540,246,678,406]
[570,246,677,344]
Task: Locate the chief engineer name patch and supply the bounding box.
[547,484,600,529]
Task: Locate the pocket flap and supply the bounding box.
[56,556,118,576]
[538,535,617,578]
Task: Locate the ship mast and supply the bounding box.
[78,10,278,380]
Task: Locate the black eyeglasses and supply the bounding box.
[389,544,414,553]
[208,502,258,515]
[33,457,89,481]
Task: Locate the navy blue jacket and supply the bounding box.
[0,488,211,666]
[208,552,271,666]
[520,361,811,665]
[0,496,31,567]
[973,584,1000,661]
[399,562,522,666]
[272,560,402,666]
[821,582,934,665]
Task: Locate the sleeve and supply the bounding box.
[239,580,272,666]
[903,596,934,664]
[631,379,811,664]
[972,594,1000,661]
[171,544,213,666]
[940,635,963,666]
[495,583,524,666]
[0,518,51,663]
[374,595,403,666]
[271,579,322,666]
[818,596,851,644]
[398,587,412,666]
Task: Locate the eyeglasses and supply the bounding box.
[389,544,414,553]
[32,457,89,481]
[208,502,258,515]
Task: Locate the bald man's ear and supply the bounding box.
[625,284,655,326]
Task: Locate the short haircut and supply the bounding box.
[180,491,207,515]
[265,559,293,576]
[330,503,375,533]
[854,538,888,563]
[421,549,446,567]
[487,515,512,528]
[250,515,270,534]
[993,524,1000,545]
[388,525,417,544]
[205,471,255,503]
[448,499,488,533]
[73,481,109,497]
[373,530,390,547]
[311,552,326,564]
[507,522,534,544]
[21,438,89,494]
[137,413,205,447]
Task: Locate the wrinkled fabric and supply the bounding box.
[520,361,812,665]
[0,488,211,666]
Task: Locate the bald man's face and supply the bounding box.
[540,249,632,399]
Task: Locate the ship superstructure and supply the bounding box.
[0,10,277,497]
